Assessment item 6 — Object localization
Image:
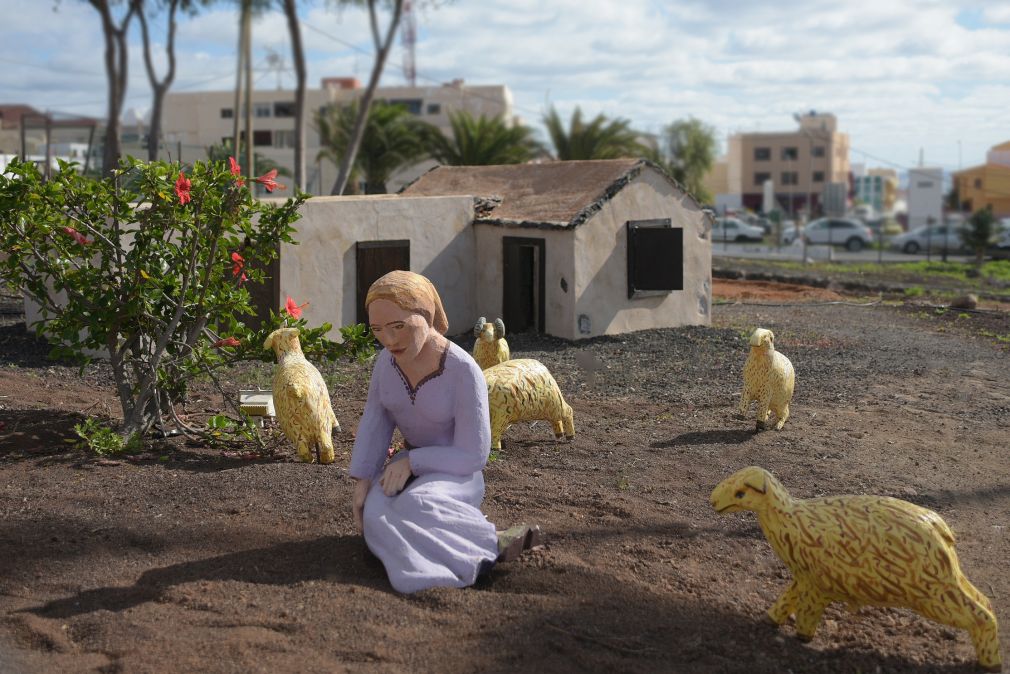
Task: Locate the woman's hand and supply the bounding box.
[352,478,370,533]
[379,455,414,497]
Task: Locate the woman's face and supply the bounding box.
[368,299,432,364]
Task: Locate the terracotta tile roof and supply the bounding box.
[0,105,99,130]
[399,158,662,227]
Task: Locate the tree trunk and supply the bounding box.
[282,0,306,191]
[242,5,254,182]
[90,0,135,177]
[330,0,403,196]
[136,0,180,162]
[231,1,246,158]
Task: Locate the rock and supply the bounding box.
[949,293,978,310]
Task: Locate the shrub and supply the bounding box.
[0,157,372,446]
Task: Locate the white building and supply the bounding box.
[160,78,515,195]
[906,166,943,230]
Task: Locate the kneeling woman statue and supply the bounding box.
[350,270,540,593]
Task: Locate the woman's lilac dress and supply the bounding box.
[349,341,499,593]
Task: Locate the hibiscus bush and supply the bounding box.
[0,156,373,446]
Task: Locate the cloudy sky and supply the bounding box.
[4,0,1010,175]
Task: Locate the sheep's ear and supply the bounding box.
[473,317,486,337]
[493,318,505,339]
[263,332,275,350]
[743,472,767,494]
[766,330,775,345]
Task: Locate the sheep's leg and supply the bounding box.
[562,405,575,439]
[489,414,507,451]
[551,417,564,439]
[295,438,313,463]
[918,586,1001,672]
[755,396,772,431]
[774,403,790,430]
[793,591,831,641]
[768,580,801,625]
[738,386,752,415]
[318,427,335,465]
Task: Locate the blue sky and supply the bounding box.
[3,0,1010,175]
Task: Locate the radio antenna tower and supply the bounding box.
[401,0,417,86]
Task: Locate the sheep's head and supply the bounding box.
[264,327,303,357]
[711,466,780,514]
[749,328,775,350]
[493,318,506,340]
[475,317,497,344]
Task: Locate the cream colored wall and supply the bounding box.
[472,224,575,337]
[573,170,711,339]
[473,169,710,341]
[278,194,477,336]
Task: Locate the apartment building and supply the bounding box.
[160,78,515,194]
[726,111,850,216]
[853,168,899,214]
[952,141,1010,218]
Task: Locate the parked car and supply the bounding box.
[785,217,874,251]
[712,217,765,242]
[889,225,967,255]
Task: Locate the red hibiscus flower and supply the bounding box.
[62,226,93,246]
[175,171,191,205]
[231,251,245,277]
[284,296,308,319]
[212,336,241,348]
[228,157,245,186]
[254,169,284,193]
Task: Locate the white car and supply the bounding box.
[784,217,874,251]
[889,225,966,255]
[712,217,765,242]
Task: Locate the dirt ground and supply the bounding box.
[1,280,1009,673]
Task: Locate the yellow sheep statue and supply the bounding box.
[739,327,794,430]
[472,316,510,370]
[711,466,1002,671]
[482,358,574,451]
[264,327,339,464]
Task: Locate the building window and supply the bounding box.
[220,108,233,119]
[254,103,271,118]
[781,171,799,185]
[754,172,771,186]
[273,101,296,117]
[974,178,983,189]
[253,130,272,146]
[781,147,798,160]
[626,219,683,298]
[273,129,295,148]
[389,98,423,115]
[812,146,826,158]
[426,103,441,115]
[916,181,934,188]
[754,147,771,161]
[812,171,825,183]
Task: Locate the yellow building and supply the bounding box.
[953,141,1010,217]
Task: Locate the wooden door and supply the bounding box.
[502,237,544,334]
[356,240,409,325]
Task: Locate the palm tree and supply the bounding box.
[316,101,429,194]
[425,111,542,165]
[542,105,646,161]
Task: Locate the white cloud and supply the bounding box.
[1,0,1009,171]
